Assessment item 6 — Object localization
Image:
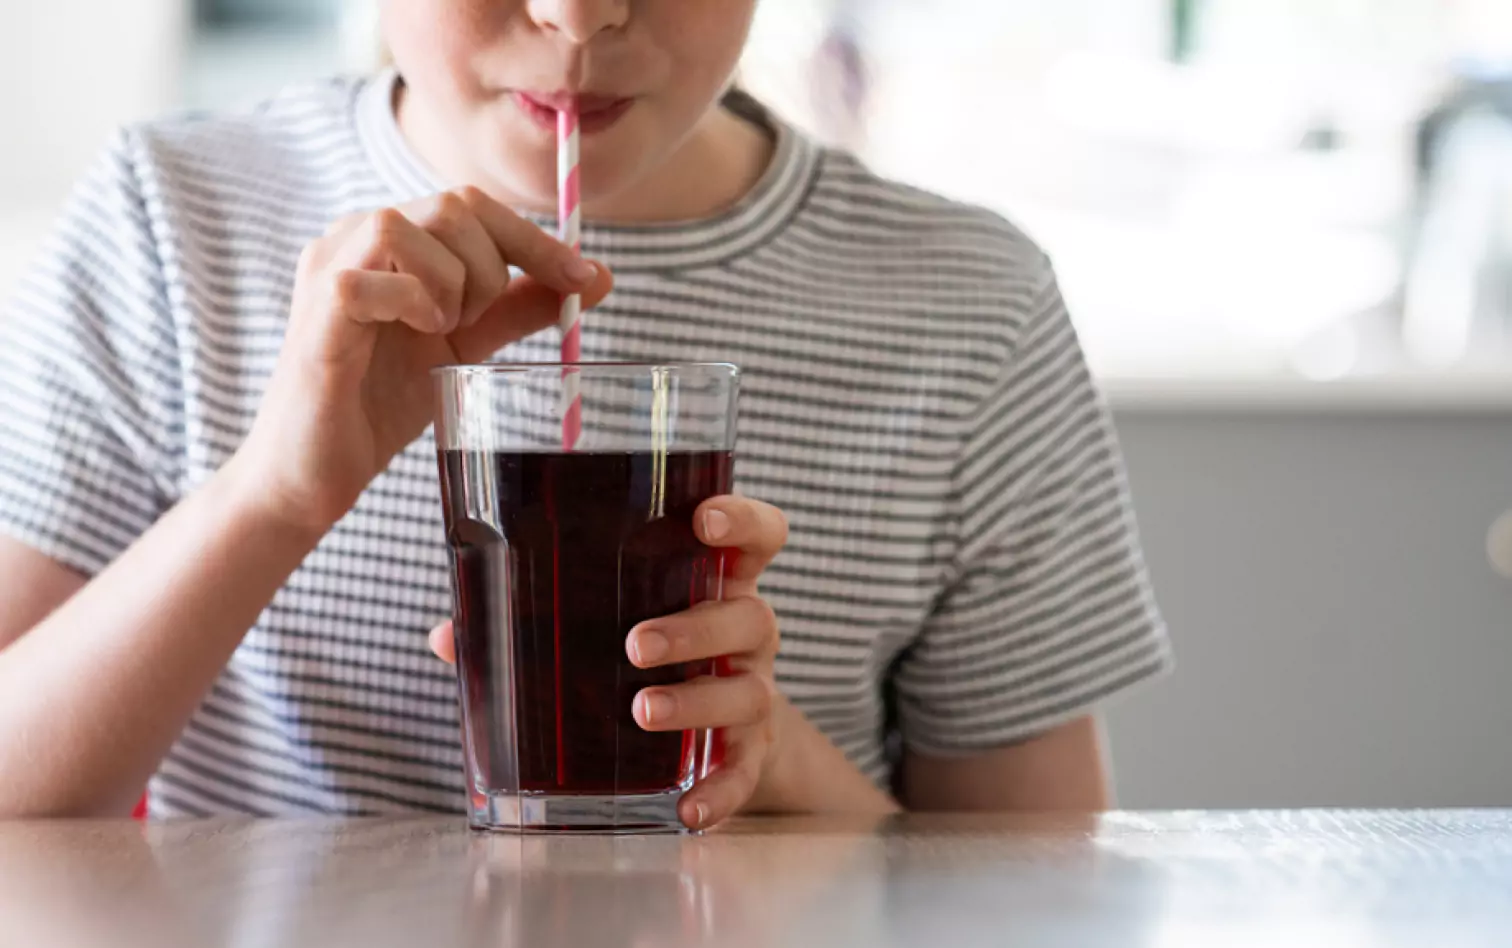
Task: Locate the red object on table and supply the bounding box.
[132,794,147,820]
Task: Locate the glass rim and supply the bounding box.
[432,361,739,378]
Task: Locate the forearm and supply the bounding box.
[757,698,901,817]
[0,455,323,817]
[901,716,1111,812]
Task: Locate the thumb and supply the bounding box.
[449,263,614,363]
[428,620,457,666]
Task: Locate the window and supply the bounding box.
[742,0,1512,378]
[4,1,1509,380]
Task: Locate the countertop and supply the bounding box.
[2,810,1510,947]
[1103,371,1512,414]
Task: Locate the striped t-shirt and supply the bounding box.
[0,70,1171,817]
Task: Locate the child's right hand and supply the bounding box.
[234,188,613,535]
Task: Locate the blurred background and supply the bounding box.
[4,1,1512,809]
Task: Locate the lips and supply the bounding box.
[513,91,635,134]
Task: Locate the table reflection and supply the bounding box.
[0,814,1169,948]
[0,821,196,948]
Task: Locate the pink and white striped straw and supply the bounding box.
[557,108,583,451]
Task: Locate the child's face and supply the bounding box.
[383,0,759,208]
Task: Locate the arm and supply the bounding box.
[0,460,322,818]
[891,254,1170,813]
[0,545,85,648]
[757,697,902,817]
[901,715,1109,812]
[0,181,608,819]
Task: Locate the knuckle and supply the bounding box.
[748,596,779,634]
[438,296,465,330]
[467,276,508,316]
[455,185,490,210]
[747,676,774,719]
[443,254,468,290]
[658,625,693,662]
[329,268,367,309]
[436,189,468,216]
[432,269,466,321]
[768,506,790,548]
[680,611,715,651]
[367,208,408,247]
[401,274,433,310]
[681,598,720,626]
[429,191,469,230]
[475,261,511,296]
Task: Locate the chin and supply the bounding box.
[499,166,560,212]
[577,159,645,207]
[477,112,656,216]
[474,125,556,210]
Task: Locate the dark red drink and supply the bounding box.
[439,449,733,796]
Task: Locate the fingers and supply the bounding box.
[336,209,468,331]
[307,189,612,355]
[327,271,447,334]
[627,598,777,669]
[428,621,456,666]
[459,185,600,293]
[449,265,614,364]
[401,191,512,328]
[695,496,789,583]
[678,730,766,831]
[633,673,774,733]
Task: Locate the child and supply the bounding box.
[0,1,1170,825]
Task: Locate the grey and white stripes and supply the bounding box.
[0,70,1170,817]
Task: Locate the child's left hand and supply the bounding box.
[427,495,789,830]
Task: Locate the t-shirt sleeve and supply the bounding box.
[0,130,183,576]
[894,257,1172,756]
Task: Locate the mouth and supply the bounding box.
[513,91,636,135]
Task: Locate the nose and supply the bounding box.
[526,0,629,44]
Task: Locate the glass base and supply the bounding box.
[467,787,691,835]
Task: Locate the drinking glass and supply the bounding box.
[433,363,739,833]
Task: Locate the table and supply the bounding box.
[2,811,1509,947]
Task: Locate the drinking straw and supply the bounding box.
[553,107,582,789]
[558,108,583,450]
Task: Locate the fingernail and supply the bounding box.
[564,258,596,285]
[703,509,731,543]
[631,630,669,665]
[639,692,675,726]
[694,803,709,828]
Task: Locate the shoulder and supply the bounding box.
[797,147,1057,345]
[807,150,1050,284]
[105,75,371,209]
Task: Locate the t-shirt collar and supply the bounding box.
[354,67,819,272]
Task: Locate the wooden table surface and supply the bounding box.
[2,810,1509,947]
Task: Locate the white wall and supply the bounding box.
[1106,403,1512,808]
[2,3,189,290]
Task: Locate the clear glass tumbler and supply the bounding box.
[432,363,739,833]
